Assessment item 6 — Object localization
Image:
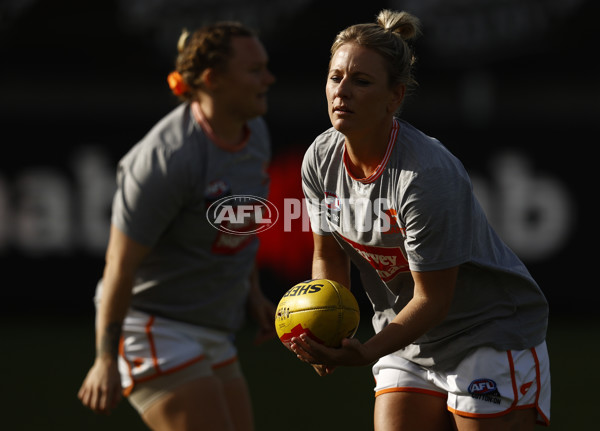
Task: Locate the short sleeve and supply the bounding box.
[401,163,474,271]
[301,143,333,236]
[112,144,190,247]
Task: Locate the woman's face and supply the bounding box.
[326,43,403,137]
[216,36,275,120]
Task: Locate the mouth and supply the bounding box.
[333,105,353,114]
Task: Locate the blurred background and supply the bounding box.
[0,0,597,429]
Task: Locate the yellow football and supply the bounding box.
[275,279,360,348]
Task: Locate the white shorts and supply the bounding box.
[118,309,241,413]
[373,342,550,426]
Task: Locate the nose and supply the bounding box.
[333,77,350,99]
[265,69,276,86]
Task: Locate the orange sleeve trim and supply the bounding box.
[375,387,447,399]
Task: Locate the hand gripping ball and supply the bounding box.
[275,279,360,348]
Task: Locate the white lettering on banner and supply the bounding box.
[471,151,575,261]
[0,145,115,255]
[15,169,72,255]
[0,147,576,263]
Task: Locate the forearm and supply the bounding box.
[362,267,458,363]
[363,295,446,362]
[95,267,135,360]
[312,252,351,289]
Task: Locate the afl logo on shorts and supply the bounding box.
[468,378,497,395]
[468,378,502,405]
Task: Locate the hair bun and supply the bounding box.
[377,9,421,41]
[177,28,190,53]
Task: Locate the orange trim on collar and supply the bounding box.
[191,102,250,152]
[343,118,399,184]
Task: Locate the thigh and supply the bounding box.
[215,360,254,431]
[142,375,235,431]
[222,376,254,431]
[375,391,453,431]
[452,407,536,431]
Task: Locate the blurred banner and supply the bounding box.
[0,0,596,315]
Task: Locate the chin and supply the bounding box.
[331,118,352,135]
[253,101,268,117]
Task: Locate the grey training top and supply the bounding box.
[302,118,548,369]
[99,103,270,331]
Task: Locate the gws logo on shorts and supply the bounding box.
[206,194,279,235]
[468,378,502,405]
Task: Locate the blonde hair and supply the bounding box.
[331,10,421,91]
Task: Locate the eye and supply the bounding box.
[329,74,342,83]
[355,78,371,86]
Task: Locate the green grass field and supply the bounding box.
[2,314,595,430]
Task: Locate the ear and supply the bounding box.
[200,68,220,90]
[387,84,406,114]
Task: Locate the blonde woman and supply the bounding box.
[293,10,550,431]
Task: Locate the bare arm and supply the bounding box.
[78,224,151,414]
[311,233,351,289]
[361,267,458,361]
[246,262,278,345]
[291,266,459,371]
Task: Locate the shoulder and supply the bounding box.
[119,104,202,180]
[395,119,468,179]
[303,127,344,169]
[247,116,271,157]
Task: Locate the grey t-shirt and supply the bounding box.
[302,118,548,369]
[101,103,270,331]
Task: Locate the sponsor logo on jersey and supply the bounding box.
[339,234,410,282]
[468,378,502,405]
[324,191,341,210]
[204,180,231,206]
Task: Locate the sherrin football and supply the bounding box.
[275,279,360,348]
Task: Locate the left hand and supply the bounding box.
[247,292,277,345]
[290,334,372,374]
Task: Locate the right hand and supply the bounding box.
[78,357,122,415]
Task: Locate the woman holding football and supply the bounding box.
[292,9,550,431]
[78,21,276,431]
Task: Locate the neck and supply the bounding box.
[343,119,394,179]
[195,100,247,149]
